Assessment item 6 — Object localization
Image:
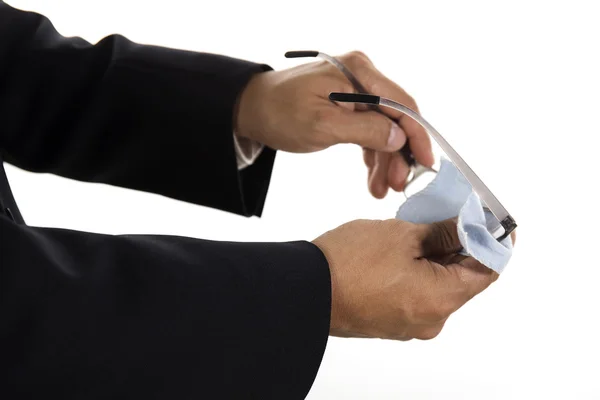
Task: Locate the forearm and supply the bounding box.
[0,1,275,216]
[0,217,331,398]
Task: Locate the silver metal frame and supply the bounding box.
[285,51,516,241]
[285,50,417,167]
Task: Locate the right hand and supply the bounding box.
[235,51,435,199]
[312,218,503,340]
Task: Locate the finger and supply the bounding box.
[387,151,410,192]
[364,149,376,193]
[400,112,435,168]
[369,151,391,199]
[331,51,432,164]
[351,66,435,167]
[428,252,457,266]
[445,256,499,305]
[415,218,462,257]
[363,148,375,169]
[416,256,496,320]
[326,107,407,151]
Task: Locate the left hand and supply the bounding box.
[235,51,435,198]
[313,217,502,341]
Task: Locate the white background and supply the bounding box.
[5,0,600,398]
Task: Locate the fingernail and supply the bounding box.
[388,123,407,150]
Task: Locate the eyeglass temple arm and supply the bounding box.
[285,51,415,166]
[285,51,369,93]
[285,52,517,241]
[329,92,517,242]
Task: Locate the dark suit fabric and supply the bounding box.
[0,2,332,399]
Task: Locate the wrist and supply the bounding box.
[312,238,345,336]
[234,71,269,143]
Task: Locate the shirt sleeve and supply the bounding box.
[234,132,265,170]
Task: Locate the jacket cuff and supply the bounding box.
[97,43,277,217]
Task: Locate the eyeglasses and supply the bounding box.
[285,50,517,242]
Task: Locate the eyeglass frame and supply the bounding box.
[285,50,517,242]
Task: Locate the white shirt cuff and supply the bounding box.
[233,132,264,170]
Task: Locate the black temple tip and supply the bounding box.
[285,51,319,58]
[496,216,517,242]
[329,92,380,105]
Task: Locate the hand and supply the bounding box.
[235,51,435,198]
[312,218,503,340]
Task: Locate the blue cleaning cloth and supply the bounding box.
[395,158,513,273]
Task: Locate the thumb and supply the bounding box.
[416,218,463,258]
[446,256,499,304]
[329,108,407,151]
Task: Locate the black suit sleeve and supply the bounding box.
[0,1,274,217]
[0,216,331,399]
[0,3,333,399]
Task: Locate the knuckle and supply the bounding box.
[415,326,443,341]
[349,50,370,62]
[344,50,371,69]
[428,306,446,322]
[405,93,417,108]
[437,301,456,320]
[393,89,417,110]
[417,297,450,322]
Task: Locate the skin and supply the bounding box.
[314,218,514,340]
[235,51,514,341]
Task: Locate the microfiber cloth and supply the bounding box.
[395,158,513,273]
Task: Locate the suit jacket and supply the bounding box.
[0,2,332,399]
